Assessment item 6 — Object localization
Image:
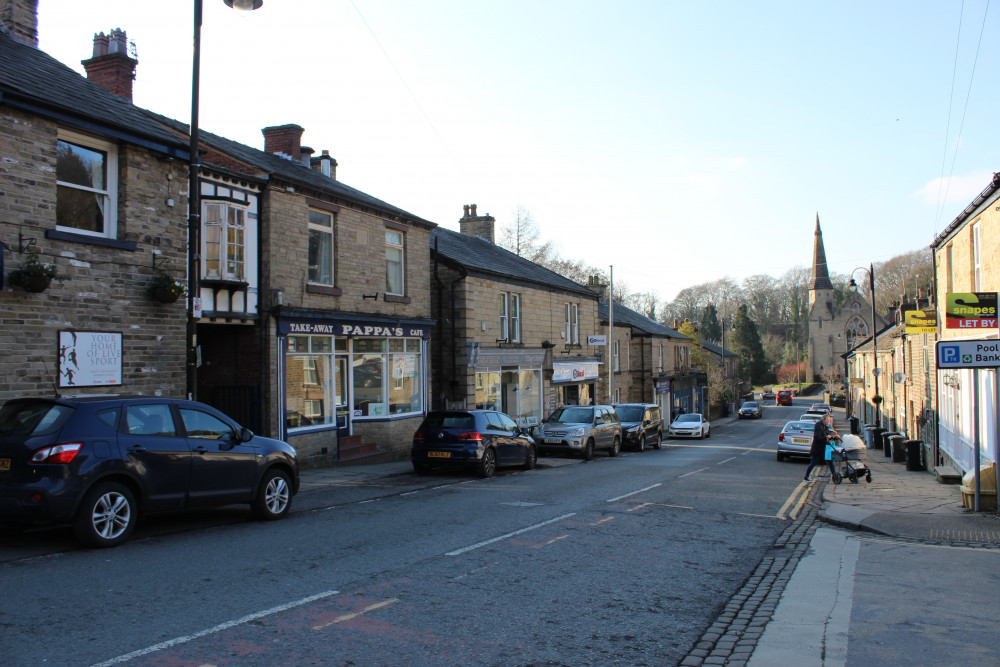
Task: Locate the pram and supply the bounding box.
[830,434,872,484]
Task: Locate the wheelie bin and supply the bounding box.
[889,434,907,463]
[904,440,924,471]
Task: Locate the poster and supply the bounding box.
[58,331,122,387]
[945,292,998,329]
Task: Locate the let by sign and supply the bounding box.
[945,292,998,329]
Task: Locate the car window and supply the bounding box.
[647,408,659,422]
[497,413,519,432]
[677,414,700,423]
[0,402,74,437]
[179,408,235,440]
[94,408,120,435]
[126,404,177,436]
[421,412,475,430]
[616,406,643,421]
[485,412,506,432]
[548,407,594,424]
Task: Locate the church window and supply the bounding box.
[818,317,823,329]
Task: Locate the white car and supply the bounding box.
[668,413,711,439]
[799,411,825,424]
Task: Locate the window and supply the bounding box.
[565,303,579,344]
[658,344,663,372]
[972,221,982,291]
[203,201,247,281]
[385,230,405,295]
[125,404,176,436]
[56,132,118,238]
[286,335,337,429]
[179,408,235,441]
[353,338,422,417]
[309,208,334,285]
[613,340,620,371]
[500,292,521,342]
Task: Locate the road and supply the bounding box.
[2,399,995,666]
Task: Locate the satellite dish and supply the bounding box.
[872,368,882,377]
[893,372,906,383]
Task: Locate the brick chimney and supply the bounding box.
[262,124,304,160]
[82,29,137,100]
[0,0,38,46]
[459,203,495,243]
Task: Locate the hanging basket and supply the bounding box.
[151,285,182,304]
[20,274,52,293]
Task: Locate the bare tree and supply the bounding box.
[498,205,554,263]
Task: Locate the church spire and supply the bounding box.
[810,213,833,290]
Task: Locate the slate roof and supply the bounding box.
[0,32,188,157]
[144,111,435,229]
[598,301,689,339]
[701,339,739,358]
[430,226,596,298]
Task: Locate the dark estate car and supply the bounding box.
[0,396,300,548]
[613,403,663,451]
[738,401,763,419]
[411,410,537,478]
[536,405,622,460]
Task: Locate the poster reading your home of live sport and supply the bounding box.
[58,331,123,387]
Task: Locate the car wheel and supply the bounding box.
[609,436,621,457]
[252,468,293,520]
[776,451,785,462]
[637,434,646,452]
[479,447,497,478]
[582,439,595,461]
[652,431,662,449]
[413,461,431,474]
[866,471,872,483]
[73,482,137,548]
[704,426,710,439]
[523,445,537,470]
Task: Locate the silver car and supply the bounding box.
[777,420,816,461]
[536,405,622,460]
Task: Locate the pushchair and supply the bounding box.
[830,434,872,485]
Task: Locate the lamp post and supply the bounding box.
[187,0,262,400]
[849,264,879,427]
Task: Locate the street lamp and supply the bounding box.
[187,0,262,400]
[848,264,879,427]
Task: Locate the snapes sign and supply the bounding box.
[945,292,998,329]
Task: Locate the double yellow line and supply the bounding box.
[777,480,813,521]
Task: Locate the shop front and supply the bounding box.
[472,347,546,428]
[551,358,602,410]
[663,372,707,421]
[276,314,432,460]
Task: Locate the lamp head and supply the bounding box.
[848,278,858,293]
[224,0,263,10]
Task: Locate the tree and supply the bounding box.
[820,365,842,397]
[700,304,722,343]
[497,205,554,263]
[730,304,768,383]
[679,321,728,409]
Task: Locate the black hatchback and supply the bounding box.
[613,403,663,451]
[0,396,299,548]
[411,410,537,478]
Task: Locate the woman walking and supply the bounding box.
[804,413,839,481]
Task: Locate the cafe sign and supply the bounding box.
[946,292,998,329]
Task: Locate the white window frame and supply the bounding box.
[500,294,509,341]
[972,221,982,291]
[55,130,118,239]
[385,229,405,295]
[613,339,620,371]
[564,303,579,344]
[202,200,247,281]
[308,208,335,286]
[500,292,521,342]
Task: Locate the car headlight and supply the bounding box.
[566,427,585,438]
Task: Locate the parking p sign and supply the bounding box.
[936,339,1000,369]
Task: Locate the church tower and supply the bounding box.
[808,214,834,311]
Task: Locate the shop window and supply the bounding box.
[56,131,118,238]
[203,201,246,281]
[308,208,334,286]
[286,335,337,429]
[352,337,422,417]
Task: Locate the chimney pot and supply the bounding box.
[262,124,305,160]
[82,29,138,100]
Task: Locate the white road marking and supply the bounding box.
[91,589,341,666]
[718,457,737,465]
[445,513,577,556]
[679,467,708,478]
[607,483,662,502]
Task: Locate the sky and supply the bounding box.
[35,0,1000,302]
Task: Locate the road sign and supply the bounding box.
[936,339,1000,369]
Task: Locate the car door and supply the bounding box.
[494,412,526,464]
[179,405,258,506]
[120,402,191,511]
[596,408,612,449]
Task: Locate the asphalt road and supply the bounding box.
[0,402,820,666]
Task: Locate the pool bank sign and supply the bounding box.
[937,339,1000,369]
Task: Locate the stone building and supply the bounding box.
[930,172,999,473]
[0,4,190,402]
[806,215,884,381]
[430,209,603,424]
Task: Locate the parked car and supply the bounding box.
[614,403,663,451]
[810,403,832,415]
[667,413,711,439]
[738,401,763,419]
[777,420,817,461]
[799,411,825,423]
[0,396,299,548]
[761,389,776,401]
[776,390,793,405]
[411,409,536,478]
[536,405,621,460]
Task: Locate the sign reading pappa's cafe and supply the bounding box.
[58,330,123,387]
[279,318,430,339]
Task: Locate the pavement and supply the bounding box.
[297,436,1000,547]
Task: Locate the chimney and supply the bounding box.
[299,145,314,167]
[82,29,137,100]
[0,0,38,46]
[262,124,304,160]
[311,150,337,180]
[458,203,495,243]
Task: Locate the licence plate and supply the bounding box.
[427,451,450,458]
[791,438,810,444]
[0,458,9,471]
[545,438,563,444]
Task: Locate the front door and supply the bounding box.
[335,357,350,438]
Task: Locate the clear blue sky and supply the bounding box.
[38,0,999,301]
